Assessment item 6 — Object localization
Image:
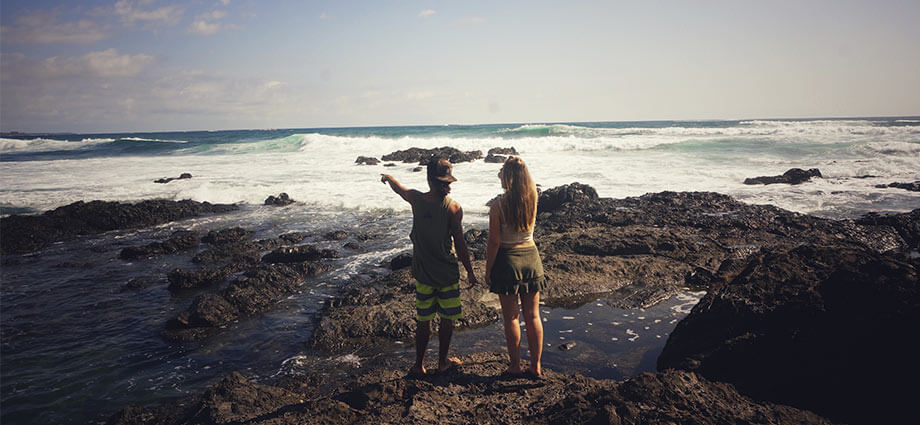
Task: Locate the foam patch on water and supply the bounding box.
[670,291,706,314]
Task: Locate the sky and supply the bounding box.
[1,0,918,133]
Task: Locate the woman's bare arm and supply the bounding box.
[485,201,502,286]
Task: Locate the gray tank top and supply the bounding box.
[409,195,460,288]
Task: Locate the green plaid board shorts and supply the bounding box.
[415,281,462,321]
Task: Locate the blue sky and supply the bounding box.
[1,0,918,132]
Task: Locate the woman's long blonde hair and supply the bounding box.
[499,156,537,232]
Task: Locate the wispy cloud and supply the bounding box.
[113,0,184,28]
[0,10,109,44]
[36,49,156,78]
[418,9,436,18]
[2,50,300,131]
[189,9,235,35]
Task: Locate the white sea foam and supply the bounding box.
[1,120,917,221]
[0,137,113,153]
[121,137,188,143]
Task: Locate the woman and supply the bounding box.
[486,156,546,378]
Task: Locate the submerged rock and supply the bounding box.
[261,245,339,264]
[153,173,192,184]
[875,181,920,192]
[743,168,822,185]
[264,193,295,206]
[354,156,380,165]
[119,230,201,260]
[0,199,237,254]
[163,262,332,342]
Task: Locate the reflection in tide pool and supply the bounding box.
[450,290,706,380]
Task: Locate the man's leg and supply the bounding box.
[414,281,439,375]
[414,319,431,374]
[437,318,456,371]
[435,283,462,372]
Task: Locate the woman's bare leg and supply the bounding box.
[499,293,522,373]
[520,291,543,376]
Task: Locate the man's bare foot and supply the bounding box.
[407,365,426,378]
[437,357,462,373]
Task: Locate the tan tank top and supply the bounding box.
[409,195,459,288]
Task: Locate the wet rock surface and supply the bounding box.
[658,245,920,424]
[153,173,192,184]
[163,262,332,342]
[875,181,920,192]
[264,192,295,206]
[104,183,917,424]
[119,230,201,260]
[743,168,822,185]
[354,156,380,165]
[311,183,916,355]
[308,268,499,354]
[0,199,237,254]
[109,352,830,425]
[381,146,483,164]
[488,147,518,156]
[261,244,340,264]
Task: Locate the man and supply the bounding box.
[380,157,478,375]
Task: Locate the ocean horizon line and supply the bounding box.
[3,114,918,137]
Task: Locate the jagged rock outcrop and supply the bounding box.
[0,199,237,254]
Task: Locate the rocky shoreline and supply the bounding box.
[68,181,916,424]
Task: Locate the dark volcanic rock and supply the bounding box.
[264,193,295,206]
[309,269,496,353]
[463,228,488,260]
[121,276,162,291]
[0,199,237,254]
[324,230,348,241]
[110,352,829,425]
[110,371,304,425]
[875,181,920,192]
[488,147,518,156]
[484,153,507,163]
[388,252,412,270]
[153,173,192,184]
[278,232,308,244]
[381,146,483,164]
[657,245,920,424]
[354,156,380,165]
[119,230,201,260]
[163,262,332,342]
[743,168,822,185]
[167,267,234,291]
[856,208,920,250]
[537,182,599,214]
[261,245,339,264]
[202,227,254,245]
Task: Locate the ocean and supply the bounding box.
[1,117,918,424]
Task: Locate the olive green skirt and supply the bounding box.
[489,245,547,295]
